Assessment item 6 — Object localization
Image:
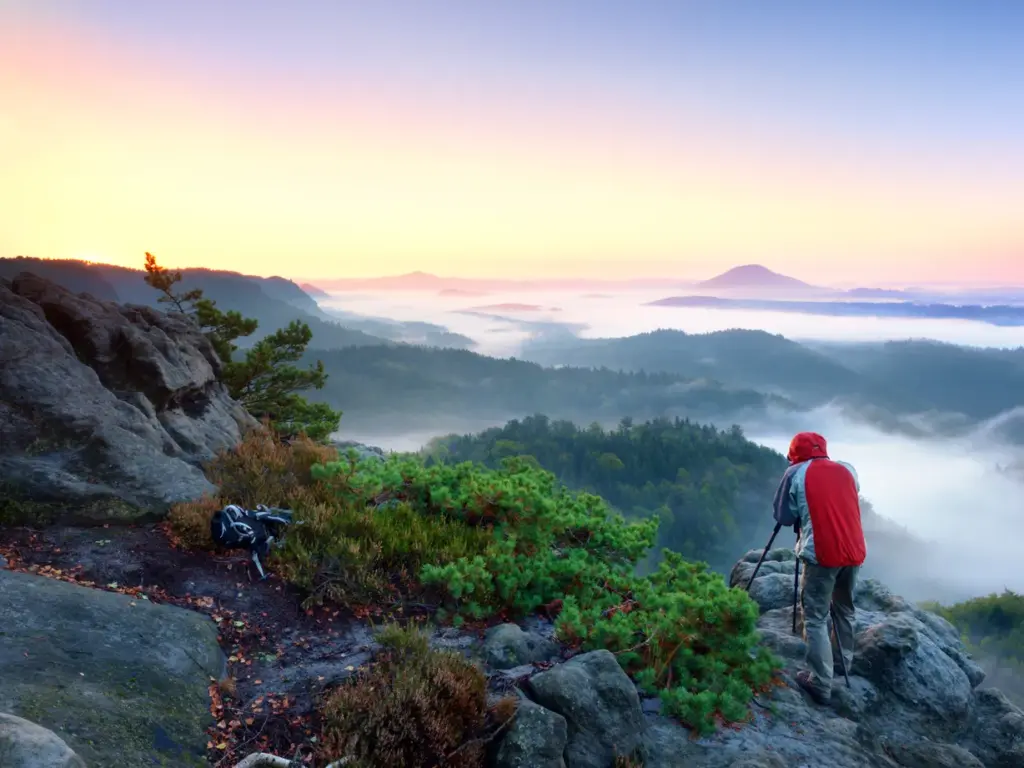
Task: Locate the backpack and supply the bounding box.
[210,504,294,579]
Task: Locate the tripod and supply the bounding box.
[745,522,850,688]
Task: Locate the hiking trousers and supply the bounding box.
[800,560,859,699]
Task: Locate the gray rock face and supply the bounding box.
[526,650,644,768]
[492,697,567,768]
[0,569,224,768]
[0,272,257,522]
[484,623,560,671]
[883,739,985,768]
[963,688,1024,768]
[0,713,87,768]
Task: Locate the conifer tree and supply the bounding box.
[143,252,341,441]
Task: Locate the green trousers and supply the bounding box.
[800,560,859,700]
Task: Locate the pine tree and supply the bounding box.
[143,252,341,441]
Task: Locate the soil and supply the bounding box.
[0,522,385,766]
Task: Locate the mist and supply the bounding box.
[322,287,1024,606]
[320,289,1024,355]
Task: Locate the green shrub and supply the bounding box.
[309,454,778,734]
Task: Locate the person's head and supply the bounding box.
[787,431,829,464]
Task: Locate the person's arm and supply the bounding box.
[772,465,800,528]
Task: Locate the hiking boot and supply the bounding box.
[795,670,832,705]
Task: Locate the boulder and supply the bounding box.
[492,697,567,768]
[0,569,224,768]
[0,713,87,768]
[525,650,644,768]
[483,624,560,671]
[0,272,257,523]
[963,688,1024,768]
[330,440,386,463]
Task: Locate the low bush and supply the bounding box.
[318,623,512,768]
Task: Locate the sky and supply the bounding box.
[3,0,1024,284]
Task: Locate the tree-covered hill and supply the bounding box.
[522,328,1024,438]
[521,328,865,405]
[303,345,798,437]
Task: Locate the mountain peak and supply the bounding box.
[698,264,813,290]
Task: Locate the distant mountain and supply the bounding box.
[645,294,1024,326]
[697,264,820,292]
[520,328,865,405]
[299,282,332,300]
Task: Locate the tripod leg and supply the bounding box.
[829,602,851,687]
[745,523,782,591]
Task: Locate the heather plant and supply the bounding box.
[318,622,513,768]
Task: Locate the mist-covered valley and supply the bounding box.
[316,286,1024,607]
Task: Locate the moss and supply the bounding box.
[0,488,59,526]
[0,483,146,527]
[11,668,211,768]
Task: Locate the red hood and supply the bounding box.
[788,432,829,464]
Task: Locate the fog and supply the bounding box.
[321,289,1024,356]
[322,288,1024,605]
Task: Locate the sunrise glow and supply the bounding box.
[3,1,1023,284]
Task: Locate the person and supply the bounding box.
[772,431,866,705]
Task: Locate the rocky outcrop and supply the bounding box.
[0,272,257,523]
[478,549,1024,768]
[0,568,224,768]
[0,713,87,768]
[484,623,561,671]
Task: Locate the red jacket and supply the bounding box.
[772,432,866,568]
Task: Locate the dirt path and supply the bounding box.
[0,522,376,766]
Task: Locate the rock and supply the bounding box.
[729,546,797,588]
[492,697,567,768]
[0,569,224,768]
[964,688,1024,768]
[330,440,386,463]
[525,650,644,768]
[483,623,560,671]
[882,739,984,768]
[0,272,257,523]
[0,713,87,768]
[0,553,7,569]
[854,614,973,724]
[746,571,797,613]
